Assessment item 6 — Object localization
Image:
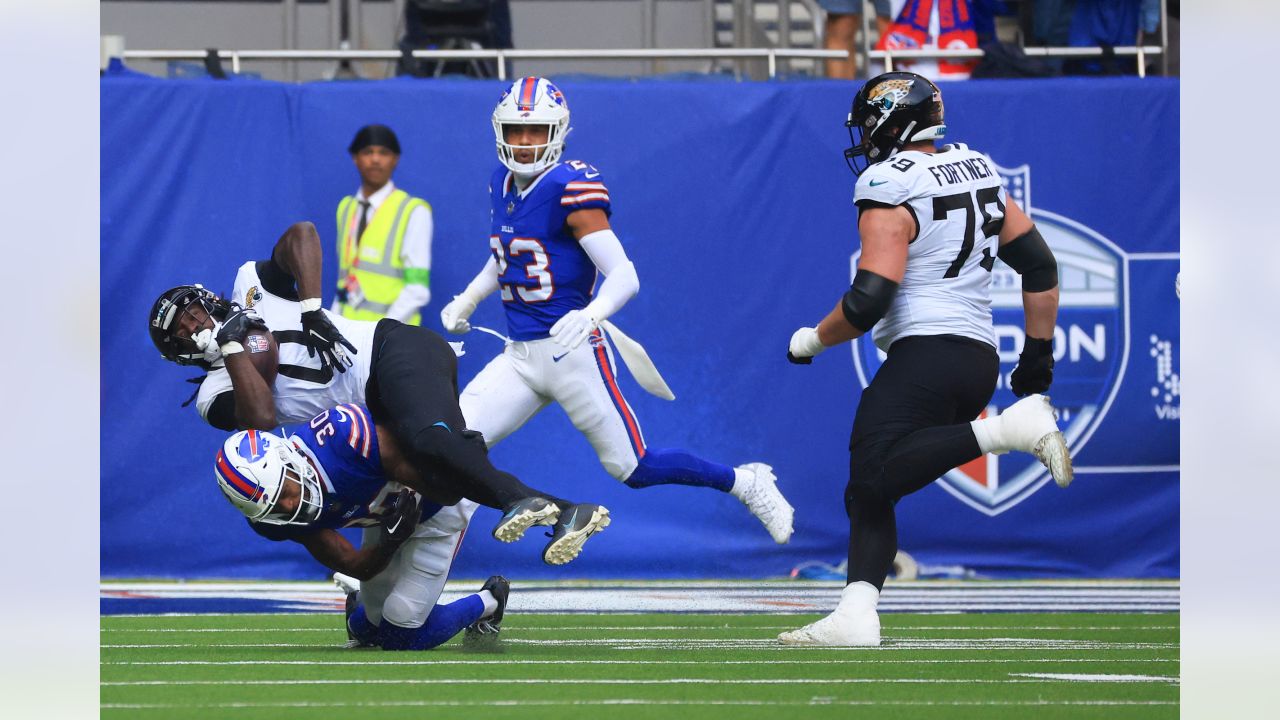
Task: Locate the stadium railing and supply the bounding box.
[119,45,1165,80]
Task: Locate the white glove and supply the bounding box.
[439,296,477,335]
[550,309,598,350]
[192,323,225,365]
[788,327,827,361]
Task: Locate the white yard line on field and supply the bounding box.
[101,699,1178,709]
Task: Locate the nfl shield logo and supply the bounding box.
[851,165,1129,516]
[506,200,516,216]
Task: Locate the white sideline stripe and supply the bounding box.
[1073,465,1180,474]
[103,658,1179,667]
[1012,673,1178,683]
[104,639,1177,650]
[102,676,1178,687]
[101,580,1181,592]
[100,700,1178,709]
[100,624,1179,633]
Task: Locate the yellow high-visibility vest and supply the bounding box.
[336,189,430,325]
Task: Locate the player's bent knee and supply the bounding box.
[380,592,432,630]
[844,475,891,512]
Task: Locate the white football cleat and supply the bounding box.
[999,395,1074,488]
[778,608,881,647]
[731,463,794,544]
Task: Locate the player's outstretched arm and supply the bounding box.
[997,201,1060,396]
[440,256,500,334]
[295,493,421,580]
[550,209,640,349]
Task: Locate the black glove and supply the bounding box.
[301,308,357,373]
[215,305,268,347]
[786,351,813,365]
[378,489,421,547]
[1010,337,1054,397]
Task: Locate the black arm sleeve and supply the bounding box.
[997,226,1059,293]
[204,392,239,431]
[255,259,301,301]
[840,269,900,333]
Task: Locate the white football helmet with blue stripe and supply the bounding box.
[492,76,571,175]
[215,429,323,526]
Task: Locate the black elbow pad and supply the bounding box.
[997,226,1059,292]
[841,270,900,332]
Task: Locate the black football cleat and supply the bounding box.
[463,575,510,650]
[542,504,611,565]
[491,497,560,543]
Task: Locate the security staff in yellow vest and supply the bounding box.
[334,124,432,325]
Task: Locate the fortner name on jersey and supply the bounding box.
[854,143,1007,353]
[195,261,378,425]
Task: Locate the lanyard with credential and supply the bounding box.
[345,198,385,270]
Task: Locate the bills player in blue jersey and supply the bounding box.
[215,403,515,650]
[439,77,794,544]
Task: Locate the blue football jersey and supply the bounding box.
[488,160,613,340]
[250,403,440,541]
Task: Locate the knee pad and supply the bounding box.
[380,590,432,630]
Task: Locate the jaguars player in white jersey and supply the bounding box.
[439,77,794,544]
[781,72,1072,646]
[148,221,610,565]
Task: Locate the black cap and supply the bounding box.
[348,124,401,155]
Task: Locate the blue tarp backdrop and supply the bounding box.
[101,75,1179,580]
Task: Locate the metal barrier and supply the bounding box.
[121,45,1168,80]
[121,47,849,80]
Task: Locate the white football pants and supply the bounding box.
[460,331,647,481]
[358,499,477,629]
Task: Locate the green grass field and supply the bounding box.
[101,611,1178,719]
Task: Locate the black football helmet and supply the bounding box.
[845,71,947,176]
[148,284,232,368]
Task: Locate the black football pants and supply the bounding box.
[365,320,571,512]
[845,334,999,590]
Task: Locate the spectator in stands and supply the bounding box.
[1065,0,1156,75]
[821,0,892,79]
[333,125,433,326]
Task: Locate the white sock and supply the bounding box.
[836,580,880,614]
[729,466,751,498]
[477,589,498,618]
[970,415,1009,455]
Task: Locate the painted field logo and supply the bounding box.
[851,167,1129,516]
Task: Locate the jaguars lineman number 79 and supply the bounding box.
[781,72,1073,647]
[439,77,794,543]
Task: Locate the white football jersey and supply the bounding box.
[854,143,1006,353]
[196,261,379,425]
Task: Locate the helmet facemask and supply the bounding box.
[843,72,947,177]
[149,285,231,369]
[492,77,571,176]
[256,443,324,526]
[215,431,325,527]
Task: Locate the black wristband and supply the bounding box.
[1021,336,1054,357]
